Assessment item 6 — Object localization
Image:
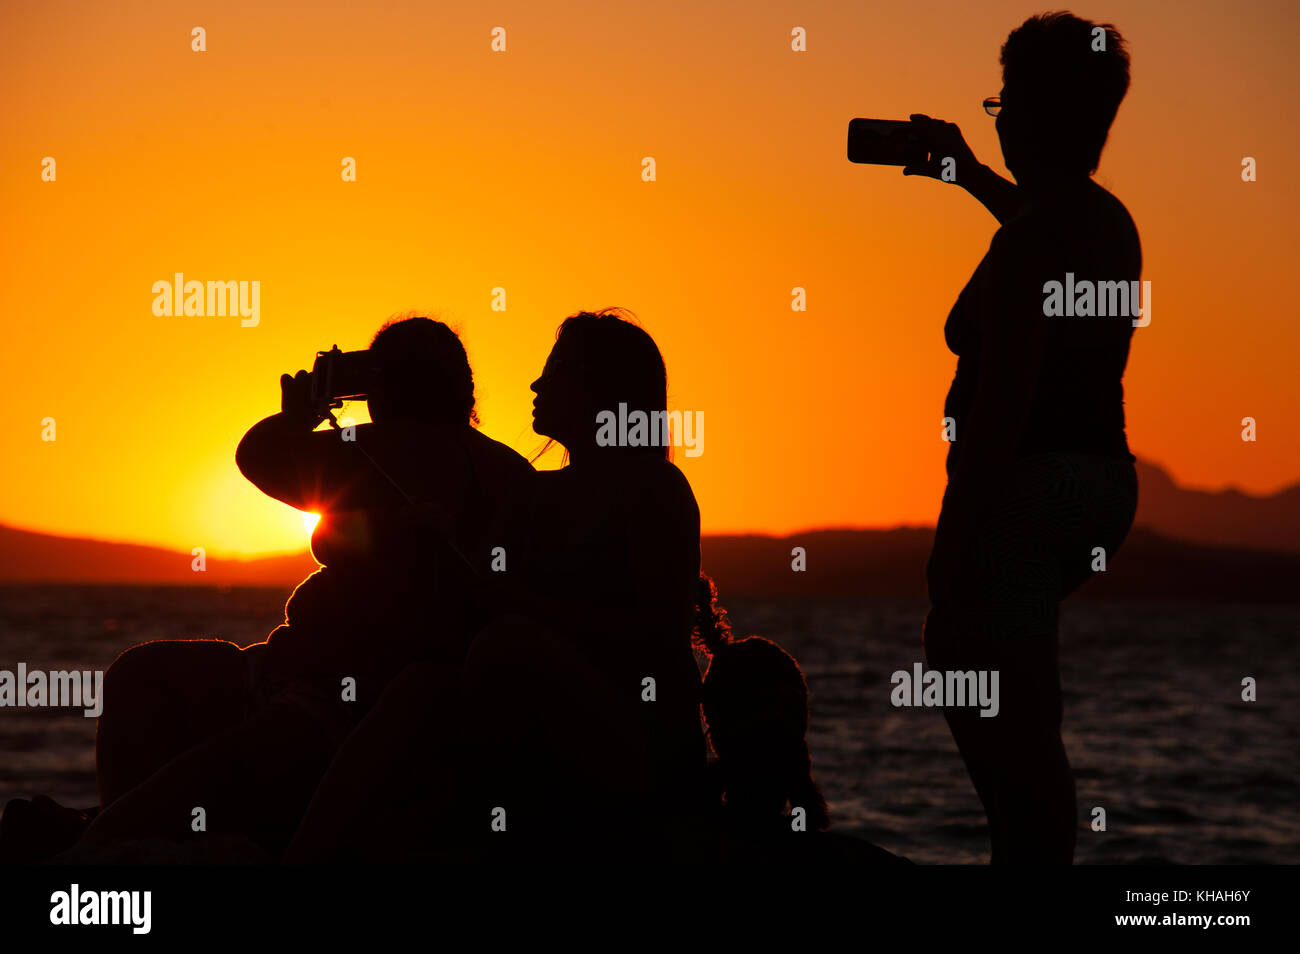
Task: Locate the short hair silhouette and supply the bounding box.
[1000,11,1131,174]
[369,315,477,425]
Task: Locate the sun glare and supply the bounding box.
[302,512,320,534]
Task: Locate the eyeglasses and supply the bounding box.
[983,97,1001,117]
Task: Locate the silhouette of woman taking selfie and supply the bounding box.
[904,13,1141,863]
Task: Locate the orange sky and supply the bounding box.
[3,0,1298,556]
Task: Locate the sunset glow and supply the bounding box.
[3,0,1297,555]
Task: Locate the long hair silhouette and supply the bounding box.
[531,307,670,463]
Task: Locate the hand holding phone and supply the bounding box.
[899,114,979,181]
[847,118,925,166]
[847,115,980,182]
[281,369,325,426]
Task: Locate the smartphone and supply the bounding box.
[847,118,925,166]
[310,345,379,405]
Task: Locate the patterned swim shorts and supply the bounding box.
[926,452,1138,641]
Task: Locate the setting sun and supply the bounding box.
[302,513,320,534]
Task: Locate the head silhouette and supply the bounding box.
[530,307,668,460]
[996,12,1130,180]
[694,574,830,831]
[367,316,477,426]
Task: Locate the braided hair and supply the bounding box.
[693,573,830,832]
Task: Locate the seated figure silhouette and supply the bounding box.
[77,316,532,857]
[694,576,828,835]
[286,308,713,861]
[694,575,910,864]
[904,13,1141,863]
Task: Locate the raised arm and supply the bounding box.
[235,370,377,512]
[236,371,321,509]
[904,114,1023,226]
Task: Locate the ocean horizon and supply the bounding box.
[1,584,1297,864]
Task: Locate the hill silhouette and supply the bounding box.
[0,525,317,586]
[699,526,1300,603]
[1,459,1296,601]
[1133,459,1300,553]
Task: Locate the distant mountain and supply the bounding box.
[0,525,317,586]
[700,526,1300,603]
[1132,460,1300,553]
[2,522,1297,604]
[702,528,933,599]
[1,458,1296,601]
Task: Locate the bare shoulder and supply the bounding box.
[1088,183,1142,268]
[558,455,697,515]
[621,456,700,523]
[466,428,536,482]
[1089,181,1136,224]
[1001,183,1139,260]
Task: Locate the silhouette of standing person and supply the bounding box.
[905,13,1141,863]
